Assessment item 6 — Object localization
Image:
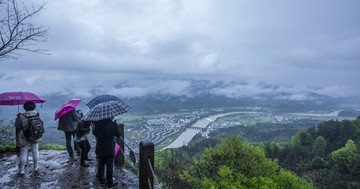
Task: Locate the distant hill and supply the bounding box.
[1,79,357,118]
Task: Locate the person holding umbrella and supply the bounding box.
[92,117,120,188]
[58,109,80,157]
[0,91,46,157]
[83,100,131,188]
[15,101,43,175]
[56,99,81,157]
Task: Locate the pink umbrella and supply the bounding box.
[0,92,46,105]
[0,92,46,112]
[55,98,81,121]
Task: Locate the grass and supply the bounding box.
[39,144,66,150]
[0,143,17,153]
[0,142,66,153]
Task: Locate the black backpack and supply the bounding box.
[23,113,45,141]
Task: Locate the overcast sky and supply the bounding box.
[1,0,360,99]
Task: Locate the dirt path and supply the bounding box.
[0,150,138,189]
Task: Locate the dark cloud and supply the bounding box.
[1,0,360,98]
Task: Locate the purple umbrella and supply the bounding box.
[0,92,46,112]
[0,92,46,105]
[55,98,81,121]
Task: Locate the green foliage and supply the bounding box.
[39,144,66,150]
[208,119,320,145]
[291,131,313,148]
[291,131,303,147]
[259,141,281,160]
[310,156,325,169]
[273,119,360,188]
[0,120,16,146]
[182,135,312,188]
[157,118,360,188]
[312,136,327,157]
[155,149,192,188]
[0,142,17,152]
[331,140,360,174]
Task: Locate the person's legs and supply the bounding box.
[98,156,107,184]
[64,132,73,156]
[16,146,20,157]
[85,139,91,160]
[78,141,88,166]
[30,142,39,171]
[95,137,98,159]
[19,145,29,174]
[72,131,81,156]
[105,156,114,185]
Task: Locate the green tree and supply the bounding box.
[291,131,312,148]
[312,136,327,157]
[182,135,313,188]
[155,149,192,188]
[259,141,281,160]
[0,120,16,152]
[311,156,325,169]
[331,140,359,174]
[291,131,303,147]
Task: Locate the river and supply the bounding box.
[164,110,344,149]
[164,112,256,149]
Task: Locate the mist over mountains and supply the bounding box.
[1,79,358,122]
[37,79,358,114]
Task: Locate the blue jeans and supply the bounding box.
[64,131,79,156]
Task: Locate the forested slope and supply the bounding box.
[155,117,360,188]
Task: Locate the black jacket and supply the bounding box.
[92,119,120,157]
[58,109,79,132]
[75,120,91,139]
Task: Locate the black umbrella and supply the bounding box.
[86,95,124,109]
[83,100,131,121]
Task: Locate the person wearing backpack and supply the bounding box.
[15,101,44,175]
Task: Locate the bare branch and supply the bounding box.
[0,0,49,60]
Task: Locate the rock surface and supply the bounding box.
[0,150,139,189]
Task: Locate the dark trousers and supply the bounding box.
[78,139,91,164]
[98,156,114,185]
[64,131,80,156]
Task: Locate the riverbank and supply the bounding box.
[164,112,255,149]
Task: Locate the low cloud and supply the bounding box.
[1,0,360,101]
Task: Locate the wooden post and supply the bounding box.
[115,123,125,166]
[139,141,154,189]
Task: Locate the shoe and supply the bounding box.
[99,182,107,188]
[81,163,90,167]
[107,182,118,188]
[34,166,39,172]
[18,170,25,175]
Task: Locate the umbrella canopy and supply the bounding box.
[86,95,124,109]
[55,98,81,120]
[83,100,131,121]
[0,92,46,105]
